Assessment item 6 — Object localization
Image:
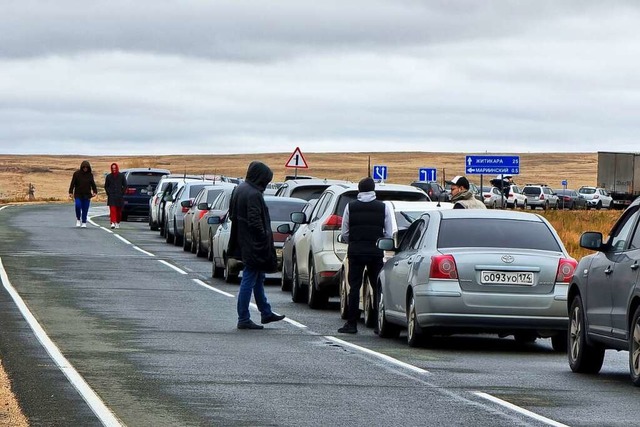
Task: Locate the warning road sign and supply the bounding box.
[285,147,309,169]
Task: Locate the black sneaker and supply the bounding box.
[237,320,264,330]
[261,313,286,324]
[338,322,357,334]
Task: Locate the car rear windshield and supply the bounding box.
[580,188,596,194]
[266,201,307,221]
[522,187,542,195]
[126,172,167,186]
[336,191,427,216]
[290,186,331,201]
[437,218,562,251]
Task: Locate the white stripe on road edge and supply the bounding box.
[324,336,429,375]
[100,227,114,234]
[133,246,155,257]
[192,279,234,297]
[0,258,123,427]
[474,392,568,427]
[158,260,188,275]
[113,234,131,245]
[283,318,307,329]
[0,206,8,211]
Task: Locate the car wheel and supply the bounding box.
[195,231,205,257]
[514,332,537,344]
[543,202,548,211]
[492,201,497,209]
[174,221,182,246]
[407,294,424,347]
[568,296,605,374]
[307,258,327,309]
[212,259,224,278]
[165,219,174,244]
[378,287,400,338]
[291,256,306,303]
[596,201,602,210]
[629,305,640,386]
[190,227,198,254]
[521,201,527,210]
[224,255,239,283]
[551,331,568,352]
[363,275,377,328]
[207,231,214,261]
[339,268,349,320]
[281,260,292,291]
[183,227,191,251]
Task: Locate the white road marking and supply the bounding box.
[113,234,131,245]
[133,246,155,257]
[100,227,114,234]
[283,318,307,328]
[0,258,123,427]
[324,336,429,375]
[192,279,234,297]
[158,260,188,275]
[474,392,568,427]
[0,206,8,211]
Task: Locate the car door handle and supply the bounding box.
[632,263,639,271]
[604,267,613,275]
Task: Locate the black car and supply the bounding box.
[410,181,450,202]
[568,197,640,385]
[554,189,587,210]
[121,168,170,220]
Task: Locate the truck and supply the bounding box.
[597,151,640,209]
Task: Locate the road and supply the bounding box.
[0,203,639,426]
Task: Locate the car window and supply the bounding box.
[275,184,288,197]
[398,219,425,252]
[438,218,562,251]
[629,217,640,250]
[311,193,332,222]
[266,201,307,221]
[187,184,210,198]
[126,172,167,186]
[608,206,639,251]
[580,187,595,194]
[290,185,331,201]
[523,187,541,195]
[206,189,224,204]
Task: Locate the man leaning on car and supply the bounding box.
[447,176,486,209]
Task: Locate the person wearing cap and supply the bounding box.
[446,175,487,209]
[338,177,395,334]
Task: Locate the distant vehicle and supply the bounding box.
[505,184,527,209]
[554,189,587,210]
[165,181,215,246]
[121,168,170,221]
[443,181,482,201]
[149,175,203,231]
[376,209,576,349]
[482,186,507,209]
[410,181,447,202]
[596,151,640,209]
[274,178,350,201]
[197,186,237,261]
[522,185,559,210]
[569,198,640,385]
[578,186,613,210]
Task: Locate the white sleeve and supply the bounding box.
[341,204,350,243]
[383,202,395,239]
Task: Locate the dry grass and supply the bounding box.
[0,360,28,427]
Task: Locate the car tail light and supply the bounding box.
[430,255,458,280]
[539,194,545,200]
[181,206,190,213]
[322,214,342,231]
[319,271,338,278]
[555,258,578,283]
[563,196,571,202]
[125,187,136,195]
[484,194,492,199]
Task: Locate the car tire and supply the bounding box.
[224,255,239,283]
[174,221,182,247]
[521,201,527,210]
[596,201,602,210]
[165,219,174,244]
[207,231,214,261]
[212,260,224,278]
[339,268,349,320]
[378,288,400,339]
[492,201,497,209]
[543,202,548,211]
[190,227,198,254]
[291,256,306,303]
[307,258,327,309]
[183,228,191,251]
[568,296,605,374]
[407,294,424,348]
[363,275,377,328]
[629,305,640,386]
[551,331,568,352]
[195,231,205,257]
[281,260,292,292]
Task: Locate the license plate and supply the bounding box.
[140,189,147,194]
[480,271,534,285]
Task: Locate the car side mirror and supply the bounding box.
[277,223,291,234]
[336,233,346,243]
[181,200,192,208]
[197,202,209,210]
[208,216,222,225]
[376,237,396,251]
[290,212,307,224]
[580,232,604,251]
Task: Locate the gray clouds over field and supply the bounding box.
[1,1,639,154]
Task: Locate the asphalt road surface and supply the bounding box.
[1,203,639,426]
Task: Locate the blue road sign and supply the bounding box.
[561,180,567,186]
[465,155,520,175]
[373,165,388,181]
[419,168,437,182]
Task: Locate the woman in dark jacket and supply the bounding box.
[104,163,127,229]
[228,161,285,330]
[68,160,97,228]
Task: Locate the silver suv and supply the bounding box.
[522,184,559,210]
[288,183,428,309]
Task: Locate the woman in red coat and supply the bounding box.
[104,163,127,229]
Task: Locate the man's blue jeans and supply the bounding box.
[74,197,91,223]
[237,265,272,323]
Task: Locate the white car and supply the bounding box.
[149,175,202,231]
[506,184,527,209]
[482,186,507,209]
[578,186,613,209]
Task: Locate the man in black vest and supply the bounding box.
[338,177,394,334]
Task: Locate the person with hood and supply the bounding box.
[68,160,98,228]
[446,175,487,209]
[104,163,127,229]
[338,177,395,334]
[228,161,286,330]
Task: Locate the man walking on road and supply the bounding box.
[338,177,394,334]
[447,176,486,209]
[228,161,285,330]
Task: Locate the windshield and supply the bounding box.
[126,172,167,186]
[580,188,596,194]
[266,200,307,221]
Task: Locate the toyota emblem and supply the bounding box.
[501,255,515,263]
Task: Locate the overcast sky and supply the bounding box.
[1,1,639,155]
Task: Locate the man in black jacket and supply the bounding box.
[338,177,394,334]
[228,161,286,330]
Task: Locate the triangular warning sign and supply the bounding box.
[285,147,309,169]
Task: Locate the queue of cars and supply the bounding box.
[122,167,639,386]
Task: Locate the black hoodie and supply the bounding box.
[227,161,277,272]
[68,160,98,199]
